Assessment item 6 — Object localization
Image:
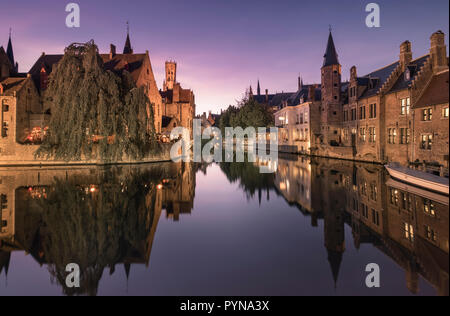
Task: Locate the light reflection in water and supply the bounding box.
[0,156,448,296]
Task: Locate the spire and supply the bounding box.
[123,21,133,54]
[298,75,303,90]
[257,80,261,96]
[327,249,343,289]
[249,85,253,96]
[323,30,339,67]
[6,28,16,71]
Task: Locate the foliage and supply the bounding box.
[219,96,274,134]
[35,41,158,162]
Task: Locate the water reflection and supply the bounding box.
[0,156,448,296]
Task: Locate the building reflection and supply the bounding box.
[0,162,197,295]
[273,156,449,296]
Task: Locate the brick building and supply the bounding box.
[277,30,449,175]
[160,61,196,136]
[28,31,164,134]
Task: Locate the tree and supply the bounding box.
[35,41,158,162]
[219,97,274,133]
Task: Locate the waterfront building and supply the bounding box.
[274,30,449,175]
[274,84,321,154]
[29,30,164,134]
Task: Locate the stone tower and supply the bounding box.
[164,61,177,91]
[320,31,342,145]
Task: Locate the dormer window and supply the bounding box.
[405,69,411,81]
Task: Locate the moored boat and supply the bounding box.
[385,163,449,195]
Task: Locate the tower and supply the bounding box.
[320,30,342,145]
[164,61,177,90]
[123,22,133,54]
[257,80,261,96]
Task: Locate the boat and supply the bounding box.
[385,163,449,195]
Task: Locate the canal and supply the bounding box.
[0,155,448,296]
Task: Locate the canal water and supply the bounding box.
[0,156,448,296]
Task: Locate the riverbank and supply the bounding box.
[0,143,174,167]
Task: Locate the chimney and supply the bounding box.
[110,44,116,59]
[265,89,269,103]
[308,85,316,102]
[430,30,448,73]
[399,41,412,71]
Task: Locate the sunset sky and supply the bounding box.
[0,0,448,114]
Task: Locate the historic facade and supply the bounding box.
[274,84,321,154]
[160,61,196,136]
[275,30,449,175]
[28,31,164,134]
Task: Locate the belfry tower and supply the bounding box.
[164,61,177,91]
[320,29,342,145]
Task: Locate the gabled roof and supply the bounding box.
[323,32,339,67]
[0,77,27,95]
[358,61,400,99]
[28,52,149,93]
[414,70,449,108]
[388,55,429,93]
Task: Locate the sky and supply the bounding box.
[0,0,448,114]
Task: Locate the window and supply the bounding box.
[372,209,380,226]
[400,98,410,115]
[2,101,8,112]
[423,199,436,217]
[442,107,449,118]
[370,183,377,201]
[362,205,369,219]
[344,110,348,121]
[369,103,376,118]
[400,192,412,212]
[400,128,410,144]
[359,106,366,120]
[390,188,399,206]
[388,128,397,144]
[404,223,414,242]
[359,128,366,142]
[351,109,357,121]
[422,108,433,121]
[425,226,437,242]
[420,134,432,150]
[369,127,376,143]
[1,122,8,138]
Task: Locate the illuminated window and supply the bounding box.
[422,108,433,121]
[359,128,366,142]
[420,134,433,150]
[400,98,410,115]
[442,107,449,118]
[400,128,410,144]
[388,128,397,144]
[369,127,376,143]
[423,199,436,217]
[425,226,437,242]
[404,223,414,242]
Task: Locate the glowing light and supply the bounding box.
[157,184,163,190]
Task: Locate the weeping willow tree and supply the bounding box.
[34,167,166,296]
[35,40,158,162]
